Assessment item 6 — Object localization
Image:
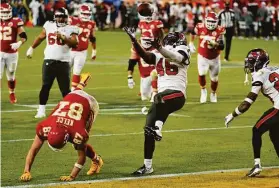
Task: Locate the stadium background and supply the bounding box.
[1,0,279,187]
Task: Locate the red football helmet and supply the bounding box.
[205,12,218,30]
[47,125,69,152]
[0,3,12,21]
[79,4,91,22]
[137,3,154,21]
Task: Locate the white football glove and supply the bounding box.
[10,41,22,50]
[91,49,97,60]
[26,47,34,59]
[225,113,234,128]
[189,42,196,53]
[128,76,135,89]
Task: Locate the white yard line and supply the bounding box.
[2,166,278,188]
[1,125,251,143]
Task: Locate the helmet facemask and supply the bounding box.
[0,4,12,20]
[205,18,218,30]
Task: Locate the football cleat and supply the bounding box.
[9,93,17,104]
[200,88,207,103]
[246,164,262,177]
[210,92,217,103]
[132,165,154,175]
[144,126,162,141]
[87,155,103,175]
[79,73,91,87]
[34,110,46,118]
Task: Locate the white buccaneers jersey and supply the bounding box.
[43,21,79,62]
[153,45,190,96]
[251,67,279,109]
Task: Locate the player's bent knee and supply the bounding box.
[210,76,218,82]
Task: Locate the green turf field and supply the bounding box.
[1,28,279,187]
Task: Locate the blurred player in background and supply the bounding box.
[189,12,225,104]
[26,8,79,118]
[125,27,191,175]
[69,4,97,90]
[127,3,164,101]
[0,3,27,104]
[225,49,279,177]
[20,73,103,182]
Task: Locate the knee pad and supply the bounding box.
[210,75,218,82]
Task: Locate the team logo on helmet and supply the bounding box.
[79,4,92,22]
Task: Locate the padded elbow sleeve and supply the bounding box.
[19,32,27,41]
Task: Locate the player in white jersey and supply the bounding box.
[26,8,79,118]
[124,27,191,175]
[225,48,279,177]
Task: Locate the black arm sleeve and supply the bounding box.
[216,38,224,50]
[178,50,190,65]
[89,35,96,43]
[132,39,156,65]
[127,59,138,72]
[19,32,27,41]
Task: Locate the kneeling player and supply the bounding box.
[20,73,103,182]
[124,27,191,175]
[225,49,279,177]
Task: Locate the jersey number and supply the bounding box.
[52,101,83,121]
[269,72,279,92]
[200,36,215,49]
[80,28,91,42]
[0,26,12,40]
[156,58,178,76]
[48,33,65,45]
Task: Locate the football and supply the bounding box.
[137,3,153,17]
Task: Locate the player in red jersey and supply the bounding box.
[69,4,96,90]
[189,12,225,103]
[20,73,103,182]
[127,3,164,101]
[0,3,27,103]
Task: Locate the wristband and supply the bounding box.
[234,107,242,115]
[74,163,83,169]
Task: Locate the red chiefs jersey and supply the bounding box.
[194,23,225,60]
[138,58,155,78]
[69,16,95,51]
[138,20,163,40]
[0,17,24,53]
[36,90,96,146]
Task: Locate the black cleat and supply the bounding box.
[132,165,154,175]
[144,126,162,141]
[246,164,262,177]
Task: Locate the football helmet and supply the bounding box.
[244,48,270,73]
[79,4,91,22]
[137,3,154,21]
[54,8,69,27]
[47,125,69,152]
[162,32,187,47]
[205,12,218,30]
[0,3,12,21]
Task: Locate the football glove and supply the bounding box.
[60,175,75,181]
[148,38,162,50]
[10,41,22,50]
[20,172,32,182]
[189,42,196,53]
[128,76,135,89]
[123,27,136,42]
[91,49,97,60]
[26,47,34,59]
[225,113,234,128]
[208,39,217,47]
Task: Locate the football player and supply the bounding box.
[124,27,191,175]
[26,8,79,118]
[69,4,97,90]
[0,3,27,104]
[20,73,103,182]
[189,12,225,103]
[127,3,164,101]
[225,49,279,177]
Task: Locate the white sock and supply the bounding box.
[144,159,152,169]
[254,158,261,165]
[155,120,163,131]
[38,105,46,113]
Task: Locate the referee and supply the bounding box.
[218,2,235,62]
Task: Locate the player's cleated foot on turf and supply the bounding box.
[210,92,217,103]
[9,93,17,104]
[34,110,46,118]
[79,73,91,86]
[87,155,103,175]
[200,88,207,103]
[246,164,262,177]
[132,165,154,175]
[145,126,162,141]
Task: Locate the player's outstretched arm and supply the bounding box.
[123,27,156,65]
[60,148,86,181]
[20,135,44,182]
[26,28,46,58]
